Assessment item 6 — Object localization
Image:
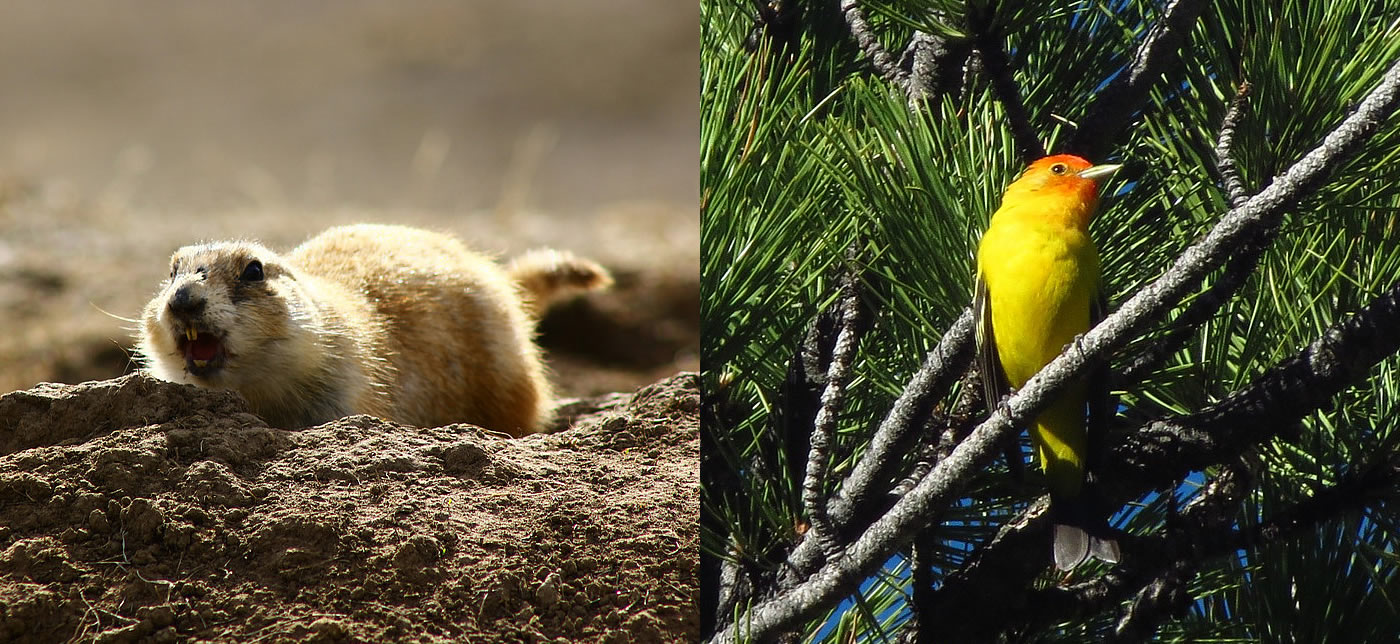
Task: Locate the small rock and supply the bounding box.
[536,572,560,607]
[393,534,442,570]
[309,617,348,641]
[148,605,175,628]
[87,509,109,533]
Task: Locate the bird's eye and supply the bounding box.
[240,260,264,282]
[1051,163,1068,175]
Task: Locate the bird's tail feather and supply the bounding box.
[1052,524,1119,571]
[1053,524,1090,571]
[1051,494,1120,571]
[1090,532,1121,563]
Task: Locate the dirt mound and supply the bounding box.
[0,372,698,642]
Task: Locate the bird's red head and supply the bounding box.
[999,154,1121,228]
[1020,154,1107,191]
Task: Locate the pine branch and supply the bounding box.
[775,293,838,493]
[835,310,974,511]
[1106,466,1247,642]
[895,526,933,643]
[1113,235,1262,386]
[978,467,1247,640]
[1117,81,1262,385]
[900,31,970,106]
[746,0,804,54]
[706,56,1400,644]
[803,267,870,560]
[1214,81,1254,208]
[1115,277,1400,483]
[1023,451,1400,639]
[714,542,751,634]
[970,28,1044,161]
[1236,453,1400,548]
[700,373,751,635]
[1067,0,1209,159]
[841,0,968,107]
[841,0,902,81]
[778,309,974,589]
[1110,561,1196,641]
[918,470,1232,640]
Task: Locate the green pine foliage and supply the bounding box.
[703,0,1400,640]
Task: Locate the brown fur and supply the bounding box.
[506,248,613,316]
[138,224,611,436]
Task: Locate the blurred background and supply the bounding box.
[0,0,698,397]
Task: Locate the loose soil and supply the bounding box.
[0,372,698,642]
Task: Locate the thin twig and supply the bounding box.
[1068,0,1210,159]
[803,271,869,560]
[1214,81,1254,207]
[972,34,1044,161]
[841,0,903,81]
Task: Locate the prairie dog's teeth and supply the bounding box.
[186,327,198,341]
[193,359,208,367]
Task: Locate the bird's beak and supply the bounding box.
[1077,163,1122,181]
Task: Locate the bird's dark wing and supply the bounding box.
[1086,289,1115,470]
[973,275,1008,408]
[974,275,1021,477]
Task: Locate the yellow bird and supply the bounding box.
[974,154,1122,570]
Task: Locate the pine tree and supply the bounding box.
[701,0,1400,640]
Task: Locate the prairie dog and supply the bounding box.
[137,224,611,436]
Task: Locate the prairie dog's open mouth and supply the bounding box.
[176,325,228,377]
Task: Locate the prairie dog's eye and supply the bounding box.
[240,260,265,282]
[1050,163,1068,175]
[170,261,179,279]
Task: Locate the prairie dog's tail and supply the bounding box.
[507,249,613,316]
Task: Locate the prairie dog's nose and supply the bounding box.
[169,283,206,318]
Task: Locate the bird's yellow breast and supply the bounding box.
[976,216,1099,387]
